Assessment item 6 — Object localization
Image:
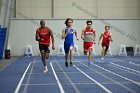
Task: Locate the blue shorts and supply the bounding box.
[64,43,74,54]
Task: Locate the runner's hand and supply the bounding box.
[110,39,113,42]
[64,33,68,37]
[76,38,79,41]
[52,45,55,50]
[81,37,85,40]
[41,38,44,41]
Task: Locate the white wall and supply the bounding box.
[8,19,140,56]
[98,0,140,19]
[16,0,140,19]
[16,0,52,19]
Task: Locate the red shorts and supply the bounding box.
[84,42,93,51]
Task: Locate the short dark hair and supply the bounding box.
[65,18,73,26]
[86,20,92,24]
[105,25,110,29]
[40,20,45,24]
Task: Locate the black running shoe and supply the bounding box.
[65,62,68,67]
[88,61,90,66]
[70,62,73,66]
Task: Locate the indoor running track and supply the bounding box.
[0,56,140,93]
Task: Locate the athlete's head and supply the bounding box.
[40,20,45,28]
[105,26,110,32]
[65,18,73,27]
[86,20,92,29]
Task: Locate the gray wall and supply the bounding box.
[8,19,140,56]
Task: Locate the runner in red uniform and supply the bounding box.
[81,20,96,64]
[98,26,113,59]
[36,20,55,73]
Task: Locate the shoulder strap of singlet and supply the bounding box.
[64,27,67,32]
[63,27,68,34]
[103,31,111,37]
[102,32,105,35]
[91,28,95,32]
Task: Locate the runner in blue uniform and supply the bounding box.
[62,18,79,67]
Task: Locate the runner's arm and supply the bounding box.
[35,29,44,41]
[93,30,96,42]
[74,29,79,40]
[81,29,85,40]
[61,29,67,39]
[109,33,113,42]
[98,33,103,44]
[49,28,55,50]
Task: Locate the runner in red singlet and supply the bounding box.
[98,26,113,59]
[81,20,96,64]
[36,20,55,73]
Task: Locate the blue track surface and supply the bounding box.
[0,56,140,93]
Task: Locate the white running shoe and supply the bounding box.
[43,66,48,73]
[101,57,104,60]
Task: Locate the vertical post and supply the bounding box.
[12,0,16,18]
[52,0,55,18]
[97,0,100,19]
[5,0,14,49]
[96,0,98,19]
[0,0,2,25]
[0,0,8,27]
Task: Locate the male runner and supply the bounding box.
[36,20,55,73]
[81,20,96,64]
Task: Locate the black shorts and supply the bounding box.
[102,44,109,52]
[39,44,50,53]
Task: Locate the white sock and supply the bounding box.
[44,66,47,68]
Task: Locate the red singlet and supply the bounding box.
[37,27,50,45]
[102,31,111,46]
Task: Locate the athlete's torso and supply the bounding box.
[84,28,95,42]
[64,27,75,44]
[37,27,50,45]
[102,31,111,46]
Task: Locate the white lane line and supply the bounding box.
[109,58,124,62]
[95,59,107,63]
[47,60,81,62]
[26,72,133,75]
[26,72,93,74]
[73,65,112,93]
[78,62,138,93]
[91,62,140,86]
[127,58,140,62]
[22,83,57,86]
[109,58,140,74]
[21,81,137,86]
[129,61,140,67]
[23,57,37,93]
[55,61,80,93]
[109,62,140,74]
[110,63,140,76]
[108,63,140,77]
[14,62,32,93]
[110,57,140,63]
[50,62,65,93]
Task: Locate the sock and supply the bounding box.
[44,66,47,68]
